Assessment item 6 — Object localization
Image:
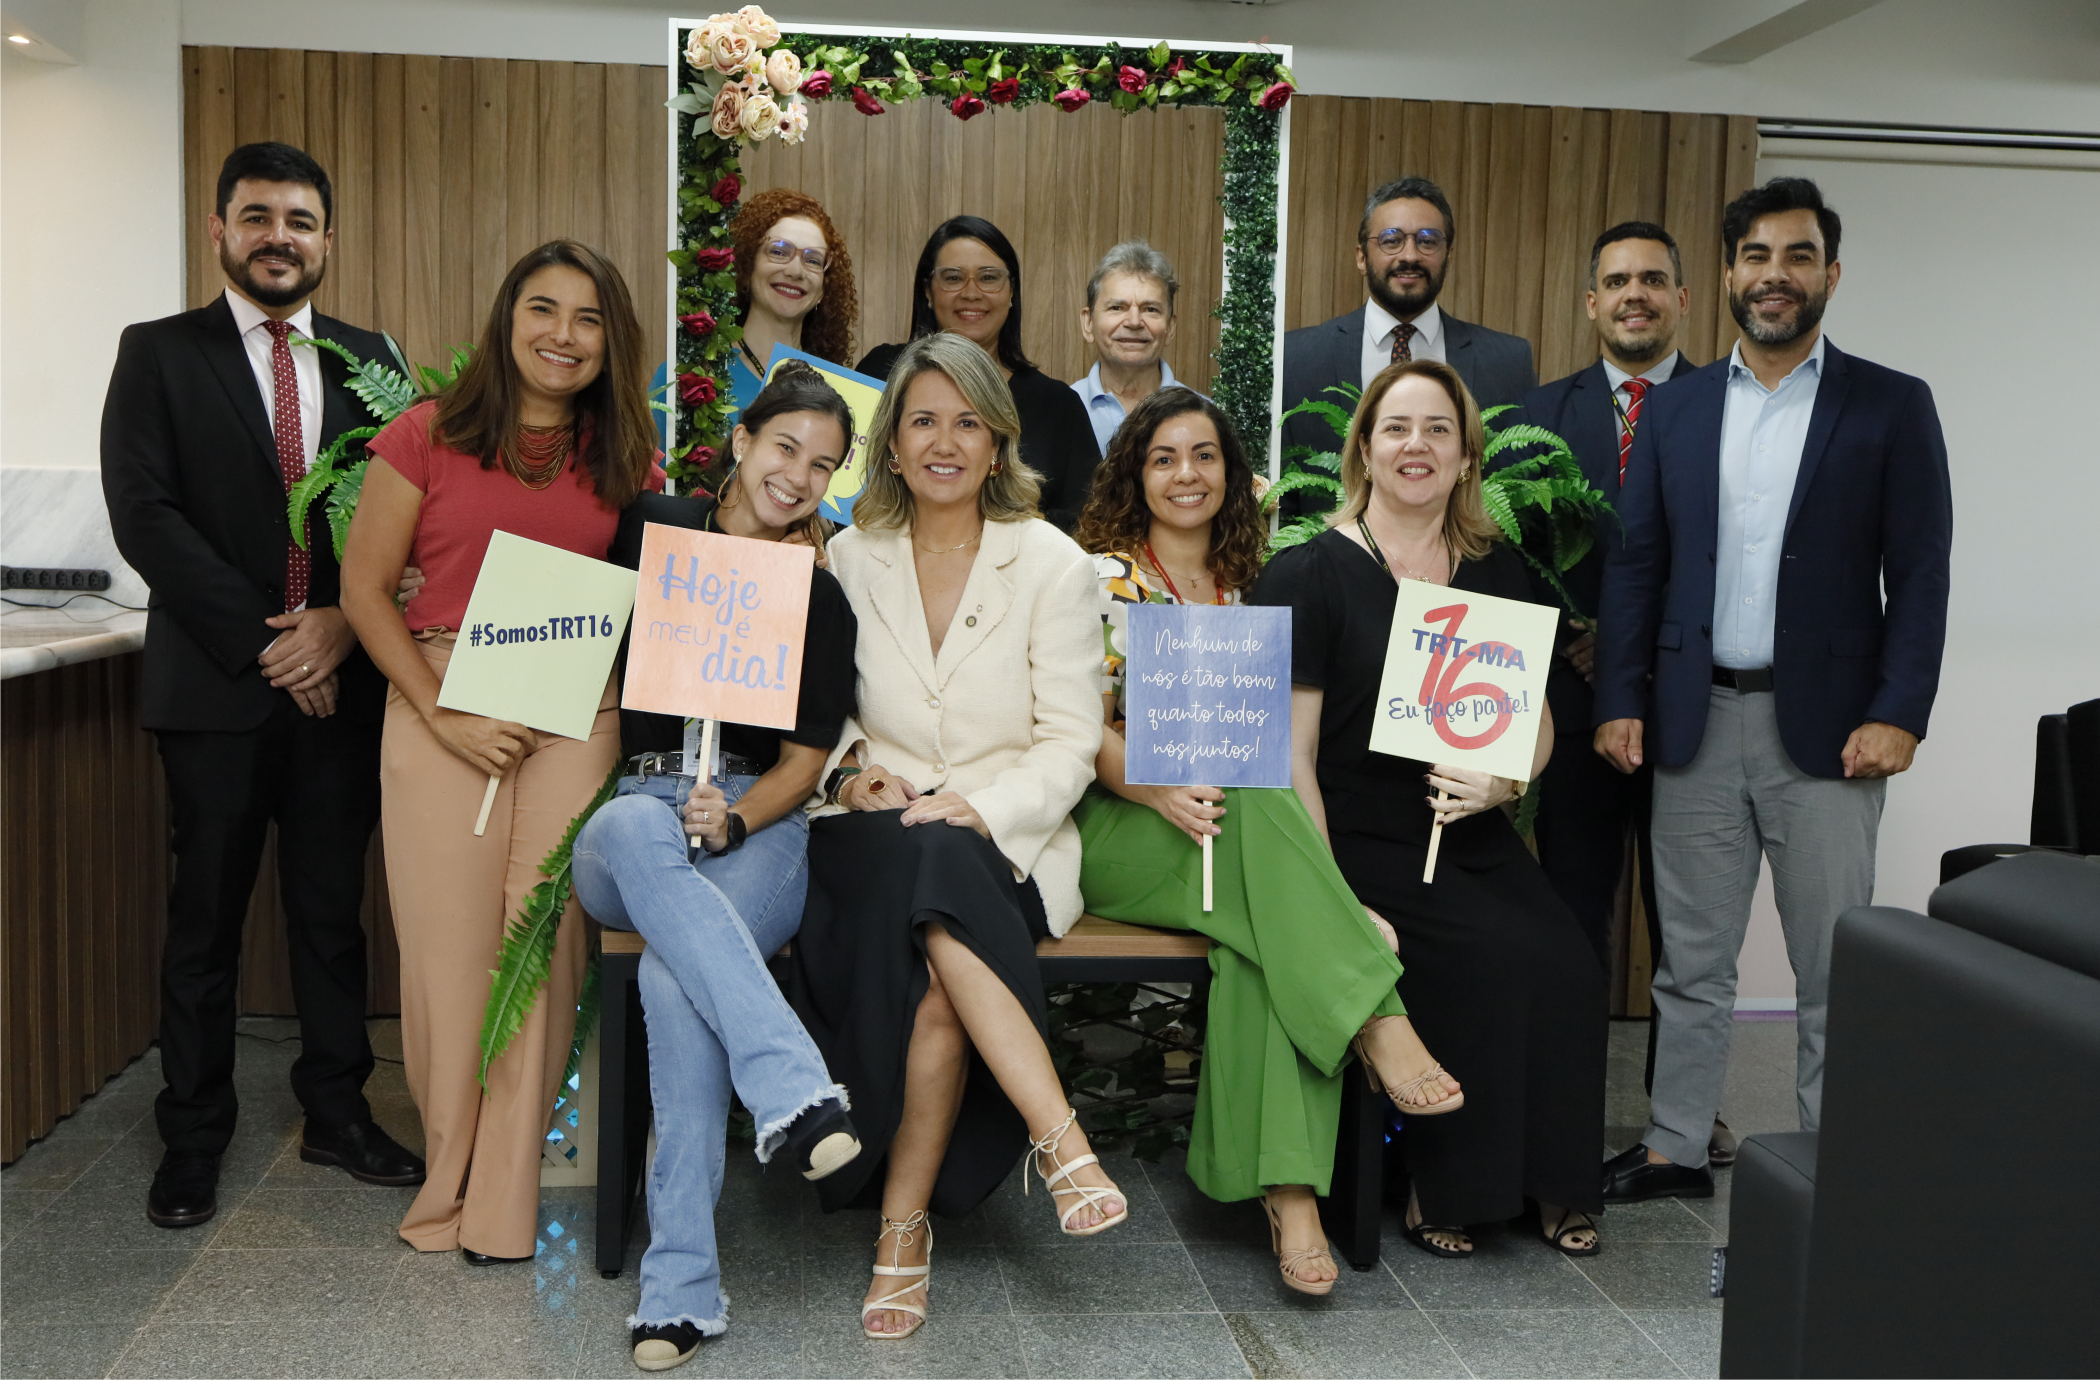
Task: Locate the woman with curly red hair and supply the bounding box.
[724,188,858,413]
[1070,388,1462,1298]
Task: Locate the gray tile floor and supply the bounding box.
[1,1016,1805,1379]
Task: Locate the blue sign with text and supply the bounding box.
[1124,604,1292,789]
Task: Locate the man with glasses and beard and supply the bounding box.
[102,142,424,1230]
[1592,178,1951,1204]
[1279,176,1535,474]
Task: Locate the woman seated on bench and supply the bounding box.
[793,333,1127,1342]
[1069,388,1463,1297]
[570,362,866,1373]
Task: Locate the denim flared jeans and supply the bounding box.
[572,774,844,1332]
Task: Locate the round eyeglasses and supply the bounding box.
[1370,227,1449,258]
[761,238,828,272]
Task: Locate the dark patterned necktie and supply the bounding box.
[1390,321,1417,365]
[1616,376,1650,487]
[263,319,310,611]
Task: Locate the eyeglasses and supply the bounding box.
[931,266,1012,294]
[1369,227,1449,258]
[761,238,828,272]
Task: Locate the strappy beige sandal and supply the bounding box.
[1262,1194,1337,1296]
[861,1210,930,1340]
[1028,1107,1129,1237]
[1353,1016,1465,1116]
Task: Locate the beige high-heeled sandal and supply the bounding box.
[1352,1016,1465,1116]
[861,1210,930,1340]
[1027,1107,1129,1237]
[1261,1194,1337,1296]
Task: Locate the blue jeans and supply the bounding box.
[572,773,843,1332]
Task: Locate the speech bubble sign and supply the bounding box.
[620,523,813,731]
[760,343,886,527]
[1369,579,1559,781]
[1124,604,1293,789]
[437,530,637,740]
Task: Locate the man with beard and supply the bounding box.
[102,142,424,1229]
[1592,178,1951,1203]
[1279,176,1535,471]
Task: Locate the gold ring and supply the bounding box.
[300,663,310,673]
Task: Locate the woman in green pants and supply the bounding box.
[1068,387,1463,1296]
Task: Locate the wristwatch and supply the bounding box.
[703,809,748,854]
[823,765,862,807]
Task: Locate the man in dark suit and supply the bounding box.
[1592,179,1951,1203]
[102,142,424,1229]
[1280,175,1536,470]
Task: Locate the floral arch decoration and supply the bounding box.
[664,11,1295,489]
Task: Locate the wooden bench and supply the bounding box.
[593,919,1386,1277]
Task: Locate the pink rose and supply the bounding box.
[707,26,756,76]
[733,5,780,47]
[1053,87,1090,112]
[800,69,833,98]
[687,445,717,472]
[684,21,726,72]
[764,48,802,96]
[1258,80,1294,112]
[950,93,987,121]
[850,86,884,116]
[710,174,741,205]
[987,77,1020,105]
[693,247,736,272]
[739,91,781,140]
[709,83,746,140]
[677,372,719,406]
[1117,65,1148,93]
[679,311,717,337]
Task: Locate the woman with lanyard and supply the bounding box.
[721,190,858,416]
[569,361,863,1373]
[1069,387,1463,1297]
[1250,358,1608,1262]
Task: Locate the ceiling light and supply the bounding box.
[8,35,32,44]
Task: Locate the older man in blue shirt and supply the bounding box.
[1592,178,1952,1204]
[1071,241,1208,455]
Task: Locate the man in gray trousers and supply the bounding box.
[1591,177,1952,1201]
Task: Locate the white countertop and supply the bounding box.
[0,604,148,680]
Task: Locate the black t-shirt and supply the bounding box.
[611,492,857,771]
[1250,528,1536,851]
[857,342,1102,532]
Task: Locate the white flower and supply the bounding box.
[710,83,747,140]
[777,95,810,145]
[739,90,782,141]
[735,5,782,47]
[764,48,802,96]
[707,25,756,75]
[685,19,732,70]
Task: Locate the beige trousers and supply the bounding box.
[382,634,616,1256]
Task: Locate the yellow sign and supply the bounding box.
[760,343,885,525]
[1369,580,1559,781]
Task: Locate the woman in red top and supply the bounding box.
[342,239,662,1264]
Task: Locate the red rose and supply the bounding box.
[677,372,718,406]
[986,77,1019,105]
[1164,56,1187,79]
[693,247,736,272]
[678,310,716,337]
[710,174,741,205]
[1053,87,1091,112]
[851,86,884,116]
[1259,80,1294,112]
[800,69,833,98]
[687,445,717,471]
[1117,65,1148,93]
[950,93,986,121]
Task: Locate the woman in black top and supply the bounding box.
[570,363,863,1373]
[856,215,1099,531]
[1251,358,1608,1261]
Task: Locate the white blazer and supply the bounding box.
[820,517,1103,936]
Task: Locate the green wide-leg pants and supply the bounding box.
[1073,786,1406,1201]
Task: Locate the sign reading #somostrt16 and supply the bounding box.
[436,530,637,741]
[1369,580,1559,781]
[620,523,813,731]
[1124,604,1292,789]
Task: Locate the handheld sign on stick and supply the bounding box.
[437,531,639,835]
[1123,605,1292,911]
[621,524,814,845]
[1369,581,1558,882]
[760,344,887,527]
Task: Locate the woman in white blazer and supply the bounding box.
[789,333,1123,1341]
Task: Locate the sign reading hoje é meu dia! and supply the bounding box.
[1369,580,1559,781]
[1123,604,1292,789]
[619,524,813,731]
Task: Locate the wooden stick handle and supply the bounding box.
[473,773,501,837]
[1201,832,1214,913]
[689,718,717,848]
[1421,789,1450,883]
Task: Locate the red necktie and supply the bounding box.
[1390,321,1417,365]
[1616,376,1650,487]
[263,319,311,612]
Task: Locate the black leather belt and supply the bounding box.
[629,750,764,779]
[1712,665,1774,693]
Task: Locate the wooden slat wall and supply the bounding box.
[183,47,669,380]
[2,656,167,1162]
[1286,97,1758,380]
[739,97,1226,390]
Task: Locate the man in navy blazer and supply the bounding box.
[1592,179,1951,1203]
[1280,176,1535,480]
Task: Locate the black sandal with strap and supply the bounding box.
[1540,1206,1601,1257]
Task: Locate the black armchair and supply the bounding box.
[1939,698,2099,882]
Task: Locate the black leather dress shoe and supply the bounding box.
[1601,1142,1714,1202]
[1708,1118,1739,1169]
[462,1247,534,1266]
[147,1150,221,1228]
[300,1119,427,1186]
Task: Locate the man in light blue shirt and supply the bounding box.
[1712,333,1824,668]
[1071,241,1208,455]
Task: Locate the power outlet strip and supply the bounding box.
[2,567,113,592]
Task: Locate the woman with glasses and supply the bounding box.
[725,190,859,413]
[857,216,1099,531]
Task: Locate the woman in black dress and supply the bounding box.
[1251,358,1608,1259]
[856,216,1099,531]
